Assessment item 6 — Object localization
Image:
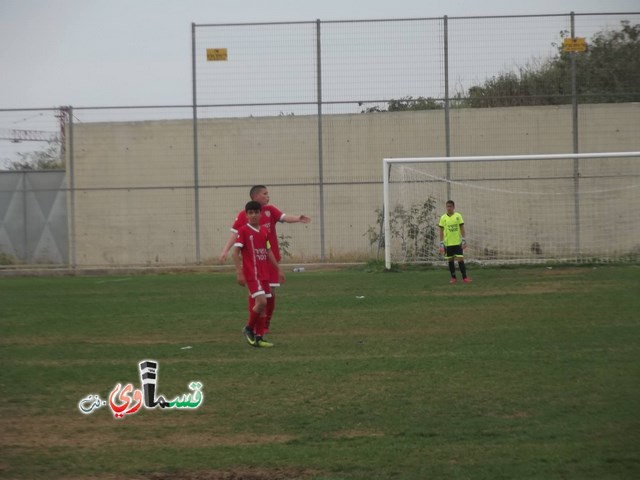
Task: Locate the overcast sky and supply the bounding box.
[1,0,638,110]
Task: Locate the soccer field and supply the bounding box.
[1,265,639,479]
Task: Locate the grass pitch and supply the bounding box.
[1,264,639,479]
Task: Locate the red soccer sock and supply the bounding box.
[265,295,276,332]
[247,307,261,332]
[254,313,268,337]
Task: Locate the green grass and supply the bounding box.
[1,265,639,479]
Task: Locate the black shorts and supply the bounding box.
[444,244,464,259]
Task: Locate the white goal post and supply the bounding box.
[382,152,640,270]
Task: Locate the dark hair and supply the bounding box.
[446,200,455,207]
[250,185,267,199]
[245,200,262,212]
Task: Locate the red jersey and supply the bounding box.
[234,224,271,282]
[231,205,285,261]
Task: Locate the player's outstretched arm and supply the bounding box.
[218,231,237,262]
[283,214,311,224]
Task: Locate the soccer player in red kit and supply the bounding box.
[220,185,310,333]
[232,201,283,348]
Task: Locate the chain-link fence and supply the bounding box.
[1,13,639,267]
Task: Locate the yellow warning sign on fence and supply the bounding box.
[562,38,587,53]
[207,48,228,61]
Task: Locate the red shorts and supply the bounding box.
[245,277,272,299]
[266,262,281,288]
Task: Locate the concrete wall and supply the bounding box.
[67,103,640,266]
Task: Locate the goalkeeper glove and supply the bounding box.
[461,238,467,250]
[438,241,445,254]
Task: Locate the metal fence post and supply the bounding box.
[316,19,326,261]
[68,106,76,268]
[570,11,581,259]
[443,15,452,200]
[21,171,28,263]
[191,22,202,264]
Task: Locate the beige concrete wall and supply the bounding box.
[68,103,640,266]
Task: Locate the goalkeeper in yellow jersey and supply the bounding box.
[438,200,472,284]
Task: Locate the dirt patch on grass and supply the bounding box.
[0,333,238,347]
[2,414,311,480]
[328,429,386,439]
[490,411,533,419]
[1,414,295,450]
[62,468,319,480]
[146,468,318,480]
[426,282,585,297]
[536,267,588,276]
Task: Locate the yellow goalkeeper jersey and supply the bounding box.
[439,212,464,246]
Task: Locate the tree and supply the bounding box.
[575,21,640,102]
[363,22,639,113]
[465,21,640,107]
[361,96,443,113]
[364,197,439,261]
[388,96,443,111]
[7,142,64,170]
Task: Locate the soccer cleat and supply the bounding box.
[449,278,457,284]
[242,326,256,346]
[463,277,473,283]
[255,336,274,348]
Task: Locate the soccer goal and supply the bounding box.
[382,152,640,269]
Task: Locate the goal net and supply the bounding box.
[382,152,640,269]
